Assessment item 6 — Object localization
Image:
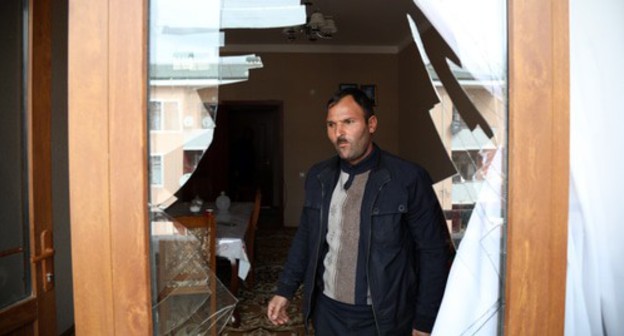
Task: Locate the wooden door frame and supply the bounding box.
[67,0,570,333]
[67,0,152,334]
[505,0,569,334]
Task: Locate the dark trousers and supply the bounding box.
[313,293,377,336]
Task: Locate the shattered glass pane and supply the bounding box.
[406,0,507,334]
[148,1,306,334]
[151,209,238,335]
[148,0,274,207]
[149,0,224,207]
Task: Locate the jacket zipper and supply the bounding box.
[368,179,389,335]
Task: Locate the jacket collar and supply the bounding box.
[316,143,391,188]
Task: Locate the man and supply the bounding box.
[267,88,452,335]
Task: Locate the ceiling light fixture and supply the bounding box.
[282,1,337,42]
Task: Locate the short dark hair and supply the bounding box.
[327,87,375,120]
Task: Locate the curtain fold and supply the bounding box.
[567,0,624,334]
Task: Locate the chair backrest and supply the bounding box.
[166,214,218,336]
[175,214,217,272]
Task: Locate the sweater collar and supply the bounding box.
[339,144,379,189]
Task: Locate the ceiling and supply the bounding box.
[223,0,417,52]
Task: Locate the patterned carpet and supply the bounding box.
[221,228,309,336]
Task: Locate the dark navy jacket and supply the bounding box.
[275,147,453,334]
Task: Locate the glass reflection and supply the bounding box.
[148,1,307,334]
[406,0,507,334]
[149,0,223,206]
[148,1,232,333]
[150,209,237,335]
[148,0,298,207]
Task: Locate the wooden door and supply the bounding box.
[0,0,57,334]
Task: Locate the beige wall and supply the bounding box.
[220,52,399,226]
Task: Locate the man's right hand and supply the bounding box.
[267,295,290,326]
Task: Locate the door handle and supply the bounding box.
[31,247,54,263]
[31,229,55,292]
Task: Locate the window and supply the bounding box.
[150,155,163,186]
[149,100,181,131]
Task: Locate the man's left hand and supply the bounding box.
[412,329,430,336]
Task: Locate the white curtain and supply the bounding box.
[432,149,504,335]
[566,0,624,334]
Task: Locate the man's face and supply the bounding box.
[326,96,377,165]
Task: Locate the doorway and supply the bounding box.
[221,101,284,228]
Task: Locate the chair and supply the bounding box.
[245,189,262,287]
[157,214,218,336]
[175,215,217,274]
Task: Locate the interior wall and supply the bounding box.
[219,52,400,227]
[51,0,73,333]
